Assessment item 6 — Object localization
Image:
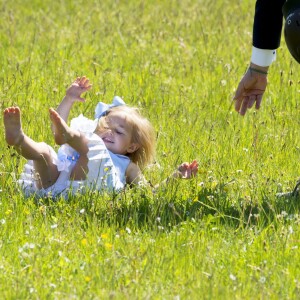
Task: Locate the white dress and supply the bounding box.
[18,115,131,199]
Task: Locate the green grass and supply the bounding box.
[1,0,300,298]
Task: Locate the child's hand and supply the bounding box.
[177,160,198,179]
[154,160,199,191]
[65,76,92,102]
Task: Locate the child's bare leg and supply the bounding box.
[49,108,89,154]
[70,156,89,180]
[49,108,89,179]
[4,107,59,189]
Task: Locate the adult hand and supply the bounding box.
[233,66,268,116]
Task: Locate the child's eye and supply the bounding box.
[116,130,123,135]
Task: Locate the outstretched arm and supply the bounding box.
[233,0,285,116]
[153,160,198,190]
[55,76,92,123]
[125,160,198,190]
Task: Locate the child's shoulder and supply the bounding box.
[125,162,143,184]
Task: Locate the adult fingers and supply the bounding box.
[255,94,263,109]
[239,96,250,116]
[234,98,243,113]
[247,95,256,108]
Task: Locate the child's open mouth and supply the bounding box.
[102,137,113,143]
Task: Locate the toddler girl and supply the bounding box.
[4,77,198,198]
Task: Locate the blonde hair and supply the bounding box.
[96,105,156,169]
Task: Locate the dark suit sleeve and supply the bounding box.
[253,0,286,49]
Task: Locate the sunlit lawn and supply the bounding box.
[1,0,300,298]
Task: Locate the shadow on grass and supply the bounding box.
[26,180,300,231]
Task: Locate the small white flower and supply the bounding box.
[0,219,6,225]
[125,227,131,234]
[229,274,236,281]
[21,242,35,250]
[28,243,35,249]
[51,224,58,229]
[221,79,227,86]
[225,64,231,72]
[259,276,266,283]
[79,209,85,214]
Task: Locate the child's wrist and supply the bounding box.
[165,171,180,184]
[63,95,76,103]
[172,170,182,179]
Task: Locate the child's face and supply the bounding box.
[98,112,139,155]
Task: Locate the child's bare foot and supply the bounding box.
[4,106,25,146]
[49,108,72,145]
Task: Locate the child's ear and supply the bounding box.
[127,143,140,153]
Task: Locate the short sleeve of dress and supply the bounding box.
[70,114,98,134]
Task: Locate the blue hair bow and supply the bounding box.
[94,96,126,119]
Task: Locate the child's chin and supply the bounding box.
[104,144,113,151]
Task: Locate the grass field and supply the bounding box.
[1,0,300,299]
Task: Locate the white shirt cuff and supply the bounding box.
[251,47,276,67]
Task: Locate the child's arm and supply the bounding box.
[153,160,198,190]
[55,76,92,123]
[125,162,146,186]
[125,160,198,190]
